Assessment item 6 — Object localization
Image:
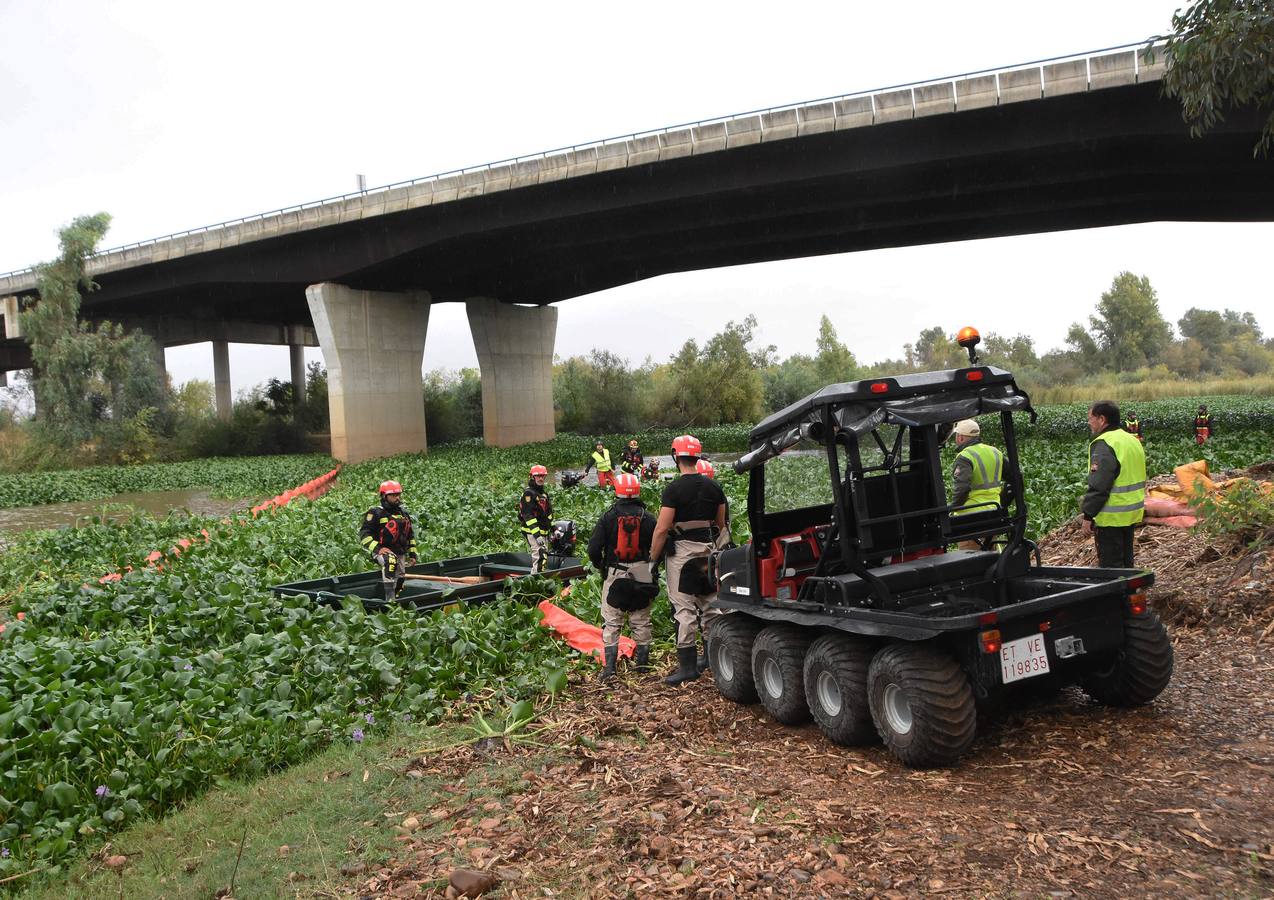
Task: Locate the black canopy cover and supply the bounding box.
[734,368,1034,474]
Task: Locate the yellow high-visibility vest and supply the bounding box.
[953,442,1004,517]
[1091,429,1146,527]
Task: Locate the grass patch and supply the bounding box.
[12,723,454,900]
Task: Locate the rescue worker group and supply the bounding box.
[359,401,1195,685]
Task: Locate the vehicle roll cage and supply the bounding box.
[738,367,1038,609]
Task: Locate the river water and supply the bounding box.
[0,489,255,538]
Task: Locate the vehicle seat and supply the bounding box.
[816,550,1002,605]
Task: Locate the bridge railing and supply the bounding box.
[0,39,1166,285]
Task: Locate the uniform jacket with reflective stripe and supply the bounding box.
[1082,427,1147,526]
[951,440,1006,516]
[519,480,553,534]
[359,505,418,556]
[586,448,613,472]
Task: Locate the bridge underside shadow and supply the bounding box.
[5,80,1270,460]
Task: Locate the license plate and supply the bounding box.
[1000,634,1051,684]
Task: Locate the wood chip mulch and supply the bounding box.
[354,465,1274,899]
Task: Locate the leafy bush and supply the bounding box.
[1189,478,1274,547]
[175,403,311,459]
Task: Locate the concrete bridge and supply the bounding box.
[3,43,1272,462]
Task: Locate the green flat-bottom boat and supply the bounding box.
[271,551,585,614]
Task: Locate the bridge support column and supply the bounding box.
[466,298,557,447]
[212,340,232,421]
[289,340,307,407]
[306,283,430,463]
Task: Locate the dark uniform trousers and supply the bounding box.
[1095,526,1135,568]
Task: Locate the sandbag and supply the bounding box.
[1142,515,1198,528]
[1174,460,1215,495]
[1145,497,1192,518]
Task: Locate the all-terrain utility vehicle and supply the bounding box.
[710,333,1173,767]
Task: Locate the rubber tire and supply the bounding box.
[867,643,977,768]
[1081,612,1174,707]
[751,625,814,724]
[709,614,764,704]
[803,634,878,746]
[1018,673,1068,705]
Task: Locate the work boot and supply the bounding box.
[634,644,651,673]
[664,646,701,686]
[600,645,618,683]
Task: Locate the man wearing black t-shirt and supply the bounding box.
[649,434,728,686]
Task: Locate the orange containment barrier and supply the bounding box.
[252,465,341,514]
[537,593,635,663]
[98,466,341,584]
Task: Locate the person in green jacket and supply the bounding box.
[1081,400,1147,568]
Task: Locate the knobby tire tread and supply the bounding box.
[711,614,764,704]
[752,626,813,725]
[1081,612,1174,707]
[803,634,877,747]
[868,643,977,768]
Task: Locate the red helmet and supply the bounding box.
[378,480,402,495]
[614,472,641,497]
[671,434,702,458]
[695,459,716,478]
[530,465,548,477]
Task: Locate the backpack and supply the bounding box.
[614,513,644,563]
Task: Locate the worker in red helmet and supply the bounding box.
[519,465,554,573]
[620,438,644,476]
[649,434,728,685]
[359,480,419,603]
[587,472,658,681]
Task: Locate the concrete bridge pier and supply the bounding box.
[466,298,557,448]
[306,283,430,463]
[212,340,232,421]
[288,328,307,407]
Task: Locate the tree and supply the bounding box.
[1158,0,1274,156]
[296,361,330,432]
[763,353,821,412]
[1087,272,1173,371]
[21,214,164,455]
[814,315,859,384]
[911,326,965,370]
[1177,307,1230,352]
[655,316,772,426]
[982,332,1039,370]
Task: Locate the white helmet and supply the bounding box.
[953,419,980,438]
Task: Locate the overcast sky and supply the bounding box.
[2,0,1270,398]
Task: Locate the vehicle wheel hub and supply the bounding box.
[718,646,734,681]
[762,657,784,699]
[882,683,913,735]
[816,671,842,717]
